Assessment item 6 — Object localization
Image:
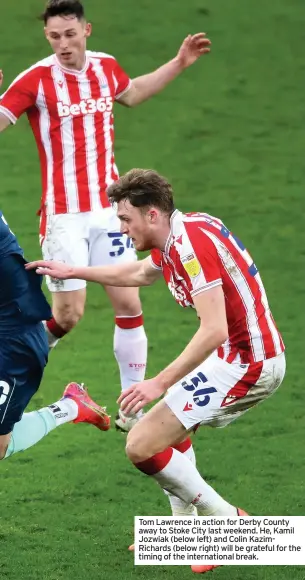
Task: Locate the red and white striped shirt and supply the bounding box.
[150,210,285,364]
[0,51,131,215]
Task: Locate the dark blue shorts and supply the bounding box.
[0,325,48,435]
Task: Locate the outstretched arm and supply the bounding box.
[26,256,162,287]
[117,33,211,107]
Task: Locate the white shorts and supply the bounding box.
[40,208,137,292]
[164,351,286,430]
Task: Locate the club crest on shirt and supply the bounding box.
[181,253,201,278]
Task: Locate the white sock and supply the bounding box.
[164,440,198,516]
[151,448,236,516]
[48,398,78,427]
[42,321,59,349]
[114,322,147,418]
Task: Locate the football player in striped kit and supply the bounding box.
[0,1,210,430]
[27,168,286,573]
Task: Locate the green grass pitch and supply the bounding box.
[0,0,304,578]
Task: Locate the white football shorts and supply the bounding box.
[40,208,137,292]
[164,351,286,430]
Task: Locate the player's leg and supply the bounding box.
[125,351,286,515]
[127,432,199,553]
[4,383,110,459]
[104,285,147,428]
[0,372,110,460]
[0,366,67,459]
[48,288,86,346]
[89,208,147,430]
[164,437,198,516]
[0,319,110,460]
[40,213,88,348]
[125,399,238,517]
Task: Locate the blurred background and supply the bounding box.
[0,1,304,579]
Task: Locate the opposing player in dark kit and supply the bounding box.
[0,211,110,461]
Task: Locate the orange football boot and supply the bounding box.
[63,382,111,431]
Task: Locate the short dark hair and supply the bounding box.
[107,169,175,215]
[40,0,85,24]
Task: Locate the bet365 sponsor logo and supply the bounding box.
[57,97,113,118]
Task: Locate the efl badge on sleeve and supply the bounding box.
[182,253,201,278]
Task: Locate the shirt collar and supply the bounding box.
[54,53,89,75]
[164,209,182,255]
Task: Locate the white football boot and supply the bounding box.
[115,408,142,432]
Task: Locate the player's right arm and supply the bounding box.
[0,67,38,130]
[25,256,162,287]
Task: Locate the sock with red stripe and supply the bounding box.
[136,446,237,516]
[114,313,147,417]
[164,437,198,516]
[43,318,68,349]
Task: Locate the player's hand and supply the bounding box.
[117,377,165,415]
[25,260,74,279]
[176,33,211,69]
[0,70,3,88]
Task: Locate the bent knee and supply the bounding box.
[109,288,142,317]
[125,431,151,464]
[52,295,85,331]
[53,307,84,331]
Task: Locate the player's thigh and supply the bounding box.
[51,288,87,323]
[41,213,89,293]
[104,285,141,316]
[89,208,141,314]
[89,207,137,269]
[164,352,286,431]
[0,353,44,439]
[126,400,187,462]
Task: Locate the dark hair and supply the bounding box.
[107,169,175,215]
[40,0,85,24]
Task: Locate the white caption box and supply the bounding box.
[134,516,305,566]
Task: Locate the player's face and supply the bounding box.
[44,16,91,70]
[117,200,156,252]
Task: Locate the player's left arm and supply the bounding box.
[154,286,228,392]
[117,33,211,107]
[0,68,38,127]
[118,285,228,414]
[154,227,228,390]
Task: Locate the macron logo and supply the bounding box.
[57,97,113,118]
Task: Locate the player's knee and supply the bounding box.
[125,431,150,464]
[53,301,85,331]
[114,296,142,317]
[125,439,143,464]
